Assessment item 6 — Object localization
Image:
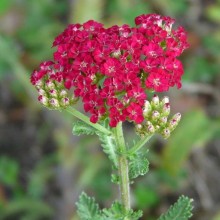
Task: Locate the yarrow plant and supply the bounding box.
[31,14,193,219]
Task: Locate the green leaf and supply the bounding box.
[76,192,101,220]
[158,196,193,220]
[97,132,118,167]
[102,202,124,220]
[128,209,143,220]
[72,120,97,136]
[102,202,143,220]
[129,153,149,179]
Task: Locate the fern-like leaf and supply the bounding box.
[158,195,193,220]
[102,202,124,220]
[127,209,143,220]
[72,121,97,136]
[102,202,142,220]
[129,153,149,179]
[76,192,101,220]
[97,132,118,167]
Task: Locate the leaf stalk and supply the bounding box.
[66,107,111,135]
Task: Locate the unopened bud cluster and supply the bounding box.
[135,95,181,139]
[35,78,78,110]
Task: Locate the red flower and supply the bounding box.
[83,20,103,32]
[142,43,163,58]
[145,69,169,92]
[31,14,189,127]
[101,58,122,76]
[109,107,125,127]
[124,103,144,124]
[83,93,103,113]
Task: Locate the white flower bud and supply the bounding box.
[168,113,181,131]
[159,116,167,126]
[147,125,155,134]
[161,96,169,105]
[168,119,178,130]
[173,113,181,122]
[152,110,160,120]
[38,88,47,96]
[49,89,58,98]
[49,89,57,98]
[162,103,170,116]
[146,121,152,126]
[144,100,151,108]
[162,128,170,139]
[38,95,48,106]
[155,125,160,131]
[46,81,55,90]
[151,94,159,107]
[35,80,44,89]
[135,124,143,131]
[60,89,68,97]
[61,97,70,106]
[143,100,152,117]
[50,98,60,108]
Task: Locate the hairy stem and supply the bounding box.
[66,107,111,135]
[114,122,130,212]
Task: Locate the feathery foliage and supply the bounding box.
[72,120,118,166]
[76,192,101,220]
[72,120,97,136]
[102,202,143,220]
[97,132,118,167]
[158,195,193,220]
[129,153,149,179]
[76,195,143,220]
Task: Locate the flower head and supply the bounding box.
[31,14,189,127]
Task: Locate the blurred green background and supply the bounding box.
[0,0,220,219]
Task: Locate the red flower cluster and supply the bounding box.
[31,14,189,127]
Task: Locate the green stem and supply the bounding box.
[128,135,153,155]
[66,107,111,135]
[114,122,130,211]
